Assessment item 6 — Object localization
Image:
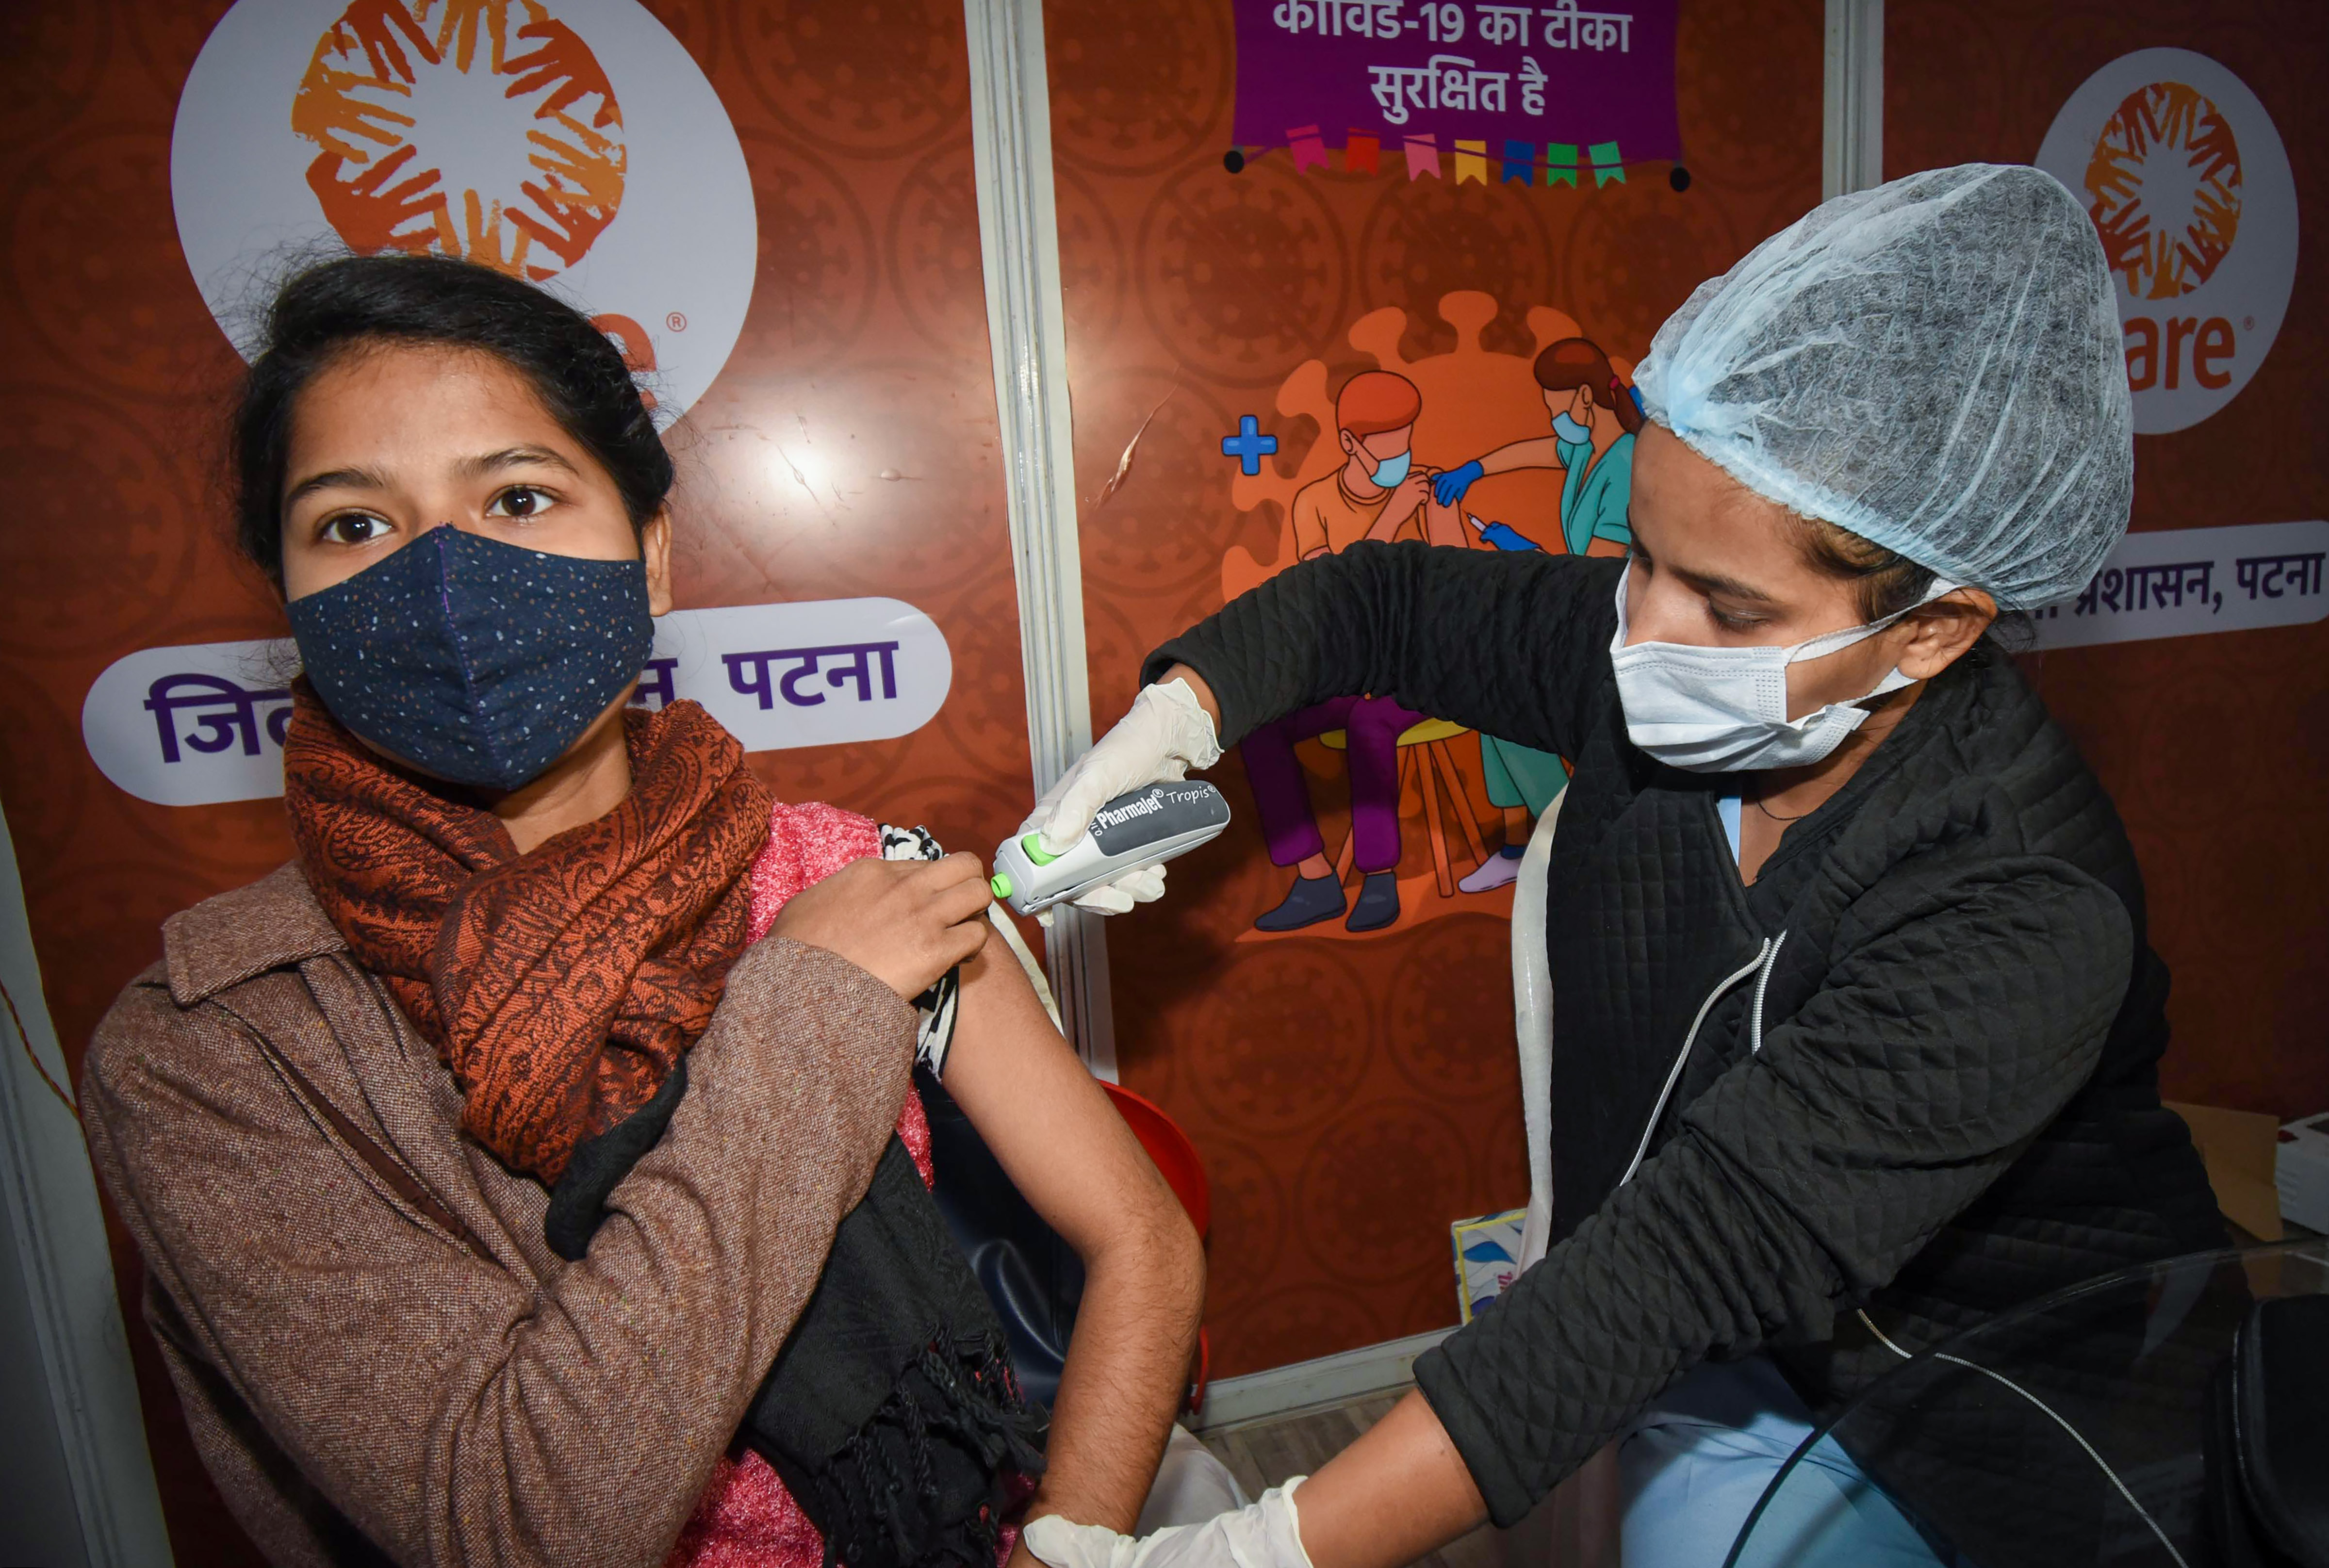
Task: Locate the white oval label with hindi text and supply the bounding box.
[83,600,952,806]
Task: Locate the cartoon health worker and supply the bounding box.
[1242,370,1467,933]
[1433,338,1642,892]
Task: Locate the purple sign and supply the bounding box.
[1233,0,1680,166]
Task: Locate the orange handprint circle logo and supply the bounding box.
[2036,48,2296,435]
[175,0,754,421]
[2082,81,2241,302]
[293,0,623,280]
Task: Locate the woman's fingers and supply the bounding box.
[762,851,994,1002]
[898,855,993,991]
[915,853,994,905]
[935,907,993,969]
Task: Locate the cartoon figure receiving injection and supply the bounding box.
[1432,338,1641,891]
[1242,370,1469,932]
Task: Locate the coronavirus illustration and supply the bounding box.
[1221,290,1626,604]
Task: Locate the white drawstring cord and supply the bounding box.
[1750,931,1787,1056]
[1618,940,1771,1188]
[1859,1307,1914,1359]
[1853,1309,2187,1567]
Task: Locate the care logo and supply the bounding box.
[293,0,624,281]
[173,0,754,421]
[2037,49,2297,435]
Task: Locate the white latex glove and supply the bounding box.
[1020,678,1222,920]
[1023,1479,1312,1568]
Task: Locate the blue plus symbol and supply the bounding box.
[1221,415,1278,476]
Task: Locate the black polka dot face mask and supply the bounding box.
[287,526,654,791]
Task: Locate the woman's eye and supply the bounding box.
[488,485,553,520]
[319,513,389,545]
[1707,603,1764,632]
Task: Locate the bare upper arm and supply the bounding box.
[935,929,1192,1261]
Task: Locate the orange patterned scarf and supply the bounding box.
[283,686,772,1183]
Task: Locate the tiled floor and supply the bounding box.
[1197,1391,1504,1568]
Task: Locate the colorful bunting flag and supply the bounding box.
[1223,127,1655,197]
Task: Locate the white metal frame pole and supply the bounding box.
[962,0,1117,1079]
[1823,0,1885,199]
[0,801,174,1566]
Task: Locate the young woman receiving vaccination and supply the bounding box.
[80,256,1220,1568]
[1021,166,2224,1567]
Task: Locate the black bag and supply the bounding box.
[550,1056,1051,1568]
[2208,1295,2329,1568]
[914,1065,1085,1411]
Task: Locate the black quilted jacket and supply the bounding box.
[1148,542,2223,1527]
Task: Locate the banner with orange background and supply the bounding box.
[1886,0,2329,1126]
[3,1,1038,1559]
[1041,0,1830,1375]
[15,1,2319,1559]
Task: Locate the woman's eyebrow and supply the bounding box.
[284,465,389,506]
[1674,564,1779,603]
[459,446,580,478]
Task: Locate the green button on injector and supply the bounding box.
[990,872,1014,899]
[1019,833,1059,866]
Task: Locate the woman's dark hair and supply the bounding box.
[1532,337,1645,436]
[1794,515,2033,649]
[233,253,672,586]
[1790,514,1938,622]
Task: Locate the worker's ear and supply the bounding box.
[1338,428,1359,460]
[1895,588,1997,680]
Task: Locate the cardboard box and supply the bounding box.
[2165,1100,2283,1241]
[1450,1208,1526,1324]
[2275,1111,2329,1234]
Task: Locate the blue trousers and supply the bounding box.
[1618,1355,1953,1568]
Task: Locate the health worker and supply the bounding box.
[1019,165,2226,1568]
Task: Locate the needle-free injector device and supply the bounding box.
[991,781,1231,917]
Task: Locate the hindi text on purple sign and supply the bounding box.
[1235,0,1677,160]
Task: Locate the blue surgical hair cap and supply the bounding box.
[1633,163,2133,610]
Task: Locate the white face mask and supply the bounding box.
[1609,569,1958,773]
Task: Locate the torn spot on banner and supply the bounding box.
[1090,387,1179,514]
